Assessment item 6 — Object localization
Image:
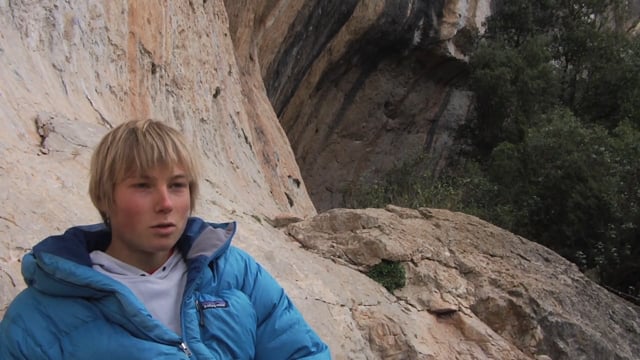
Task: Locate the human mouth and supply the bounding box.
[151,222,176,235]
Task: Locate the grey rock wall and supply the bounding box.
[248,0,491,210]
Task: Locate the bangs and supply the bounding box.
[116,130,193,181]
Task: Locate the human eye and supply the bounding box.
[170,181,188,190]
[131,181,151,189]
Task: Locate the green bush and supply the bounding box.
[346,0,640,300]
[366,260,406,293]
[343,154,476,212]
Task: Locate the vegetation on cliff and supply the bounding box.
[366,260,406,293]
[346,0,640,301]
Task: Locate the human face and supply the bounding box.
[106,165,191,272]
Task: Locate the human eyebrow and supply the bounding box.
[170,174,189,181]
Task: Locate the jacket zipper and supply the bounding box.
[179,342,192,357]
[196,300,205,327]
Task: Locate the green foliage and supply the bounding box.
[465,0,640,298]
[466,0,638,158]
[484,0,557,46]
[464,0,640,295]
[466,35,560,157]
[345,0,640,299]
[366,260,406,293]
[565,29,640,127]
[602,120,640,292]
[343,154,480,212]
[489,110,618,252]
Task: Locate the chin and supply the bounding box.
[149,238,179,251]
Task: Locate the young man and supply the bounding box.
[0,120,330,359]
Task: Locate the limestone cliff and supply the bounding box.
[1,1,638,359]
[226,0,490,211]
[0,0,315,332]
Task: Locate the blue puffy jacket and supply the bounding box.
[0,217,331,359]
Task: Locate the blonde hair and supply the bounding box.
[89,119,200,223]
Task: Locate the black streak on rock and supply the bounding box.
[265,0,360,117]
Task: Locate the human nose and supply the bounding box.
[155,186,174,213]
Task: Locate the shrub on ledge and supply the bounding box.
[366,260,406,292]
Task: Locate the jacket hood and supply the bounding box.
[23,217,236,299]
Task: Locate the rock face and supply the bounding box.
[231,0,491,211]
[0,0,314,326]
[1,1,639,359]
[288,206,640,359]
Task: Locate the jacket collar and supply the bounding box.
[31,217,236,265]
[20,217,236,343]
[24,217,236,296]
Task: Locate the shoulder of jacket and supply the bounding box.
[1,289,63,358]
[220,246,258,266]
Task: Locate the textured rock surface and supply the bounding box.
[0,0,315,325]
[237,0,491,210]
[259,0,640,211]
[288,206,640,359]
[1,1,639,359]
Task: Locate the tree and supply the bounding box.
[466,35,561,159]
[346,0,640,299]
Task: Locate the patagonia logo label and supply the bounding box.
[201,300,228,309]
